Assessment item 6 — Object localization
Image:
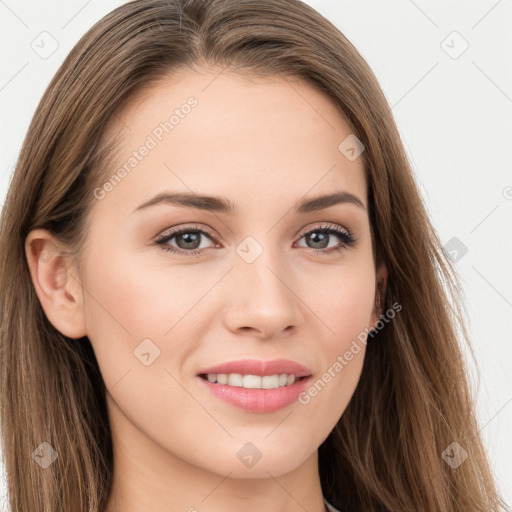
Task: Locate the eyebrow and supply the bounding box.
[132,190,366,216]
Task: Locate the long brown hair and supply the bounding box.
[0,1,508,510]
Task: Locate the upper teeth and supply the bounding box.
[206,373,296,389]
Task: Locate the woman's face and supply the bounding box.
[54,67,385,478]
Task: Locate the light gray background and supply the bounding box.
[0,0,511,508]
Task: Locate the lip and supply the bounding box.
[196,358,313,414]
[197,358,312,378]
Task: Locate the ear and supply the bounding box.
[370,261,388,329]
[25,229,87,339]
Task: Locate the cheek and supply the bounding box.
[80,247,216,390]
[82,247,206,335]
[297,260,375,413]
[305,259,376,345]
[80,250,204,436]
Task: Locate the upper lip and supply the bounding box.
[198,358,312,378]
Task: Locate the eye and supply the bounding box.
[154,223,356,257]
[154,224,217,256]
[295,224,356,255]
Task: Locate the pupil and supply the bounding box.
[308,231,328,249]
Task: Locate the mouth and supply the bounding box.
[195,359,313,413]
[198,372,310,389]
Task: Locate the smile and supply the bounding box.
[199,372,306,389]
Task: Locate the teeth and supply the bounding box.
[227,373,243,387]
[262,375,278,389]
[243,375,261,388]
[204,373,298,389]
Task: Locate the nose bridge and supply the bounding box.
[224,234,302,337]
[236,236,290,303]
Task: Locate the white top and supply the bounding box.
[323,496,342,512]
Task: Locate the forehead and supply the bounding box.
[93,67,367,219]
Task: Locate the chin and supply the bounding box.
[198,441,315,479]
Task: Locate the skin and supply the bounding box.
[26,66,387,512]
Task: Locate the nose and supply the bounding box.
[222,248,304,340]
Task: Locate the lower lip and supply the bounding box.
[197,376,312,413]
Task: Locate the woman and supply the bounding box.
[0,0,508,511]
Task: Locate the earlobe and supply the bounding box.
[25,229,87,339]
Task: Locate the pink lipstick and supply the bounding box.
[196,358,312,414]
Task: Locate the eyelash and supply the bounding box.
[154,223,356,257]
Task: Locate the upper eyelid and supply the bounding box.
[296,223,350,238]
[156,222,352,244]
